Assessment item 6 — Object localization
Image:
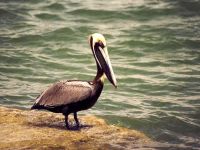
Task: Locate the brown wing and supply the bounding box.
[34,81,93,107]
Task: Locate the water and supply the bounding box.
[0,0,200,148]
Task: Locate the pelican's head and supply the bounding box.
[89,33,117,88]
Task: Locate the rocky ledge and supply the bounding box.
[0,106,157,149]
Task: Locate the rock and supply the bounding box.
[0,106,155,149]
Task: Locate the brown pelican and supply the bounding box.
[31,33,117,129]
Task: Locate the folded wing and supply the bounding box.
[33,81,93,107]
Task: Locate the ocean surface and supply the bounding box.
[0,0,200,149]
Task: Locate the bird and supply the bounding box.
[31,33,117,129]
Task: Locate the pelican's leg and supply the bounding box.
[65,115,70,129]
[62,106,70,129]
[74,112,80,128]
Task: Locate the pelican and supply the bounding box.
[31,33,117,129]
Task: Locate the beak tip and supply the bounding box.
[113,82,117,89]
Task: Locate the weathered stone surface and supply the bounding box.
[0,106,155,150]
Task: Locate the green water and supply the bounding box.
[0,0,200,148]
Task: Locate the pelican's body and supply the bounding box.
[31,33,117,129]
[32,80,103,115]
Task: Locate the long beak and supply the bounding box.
[94,45,117,88]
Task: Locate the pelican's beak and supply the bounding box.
[93,44,117,88]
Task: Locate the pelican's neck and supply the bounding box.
[93,65,105,84]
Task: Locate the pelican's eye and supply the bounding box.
[98,41,105,49]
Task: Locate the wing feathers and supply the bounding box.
[35,81,93,107]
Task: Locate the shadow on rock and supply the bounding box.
[28,117,94,131]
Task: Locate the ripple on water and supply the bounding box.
[0,0,200,148]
